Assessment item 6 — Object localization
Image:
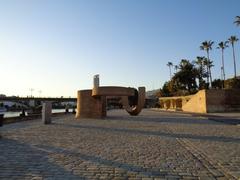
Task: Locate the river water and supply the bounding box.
[3,109,73,118]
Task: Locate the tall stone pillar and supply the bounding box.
[42,101,52,124]
[93,74,99,88]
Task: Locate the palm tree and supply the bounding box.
[202,58,209,80]
[220,66,224,86]
[200,40,214,87]
[180,59,189,67]
[194,56,208,89]
[203,58,214,87]
[217,41,228,82]
[228,36,239,78]
[194,56,205,73]
[234,16,240,26]
[174,65,178,73]
[167,62,173,80]
[194,56,204,88]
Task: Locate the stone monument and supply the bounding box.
[76,75,145,119]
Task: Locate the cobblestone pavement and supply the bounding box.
[0,109,239,180]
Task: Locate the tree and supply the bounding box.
[159,81,171,97]
[217,41,228,82]
[202,57,209,84]
[174,65,178,74]
[228,36,239,78]
[212,79,224,89]
[166,62,173,80]
[194,56,208,89]
[200,40,214,87]
[234,16,240,26]
[207,59,214,79]
[172,59,198,94]
[202,58,214,88]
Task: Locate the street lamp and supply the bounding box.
[29,88,34,97]
[38,90,42,97]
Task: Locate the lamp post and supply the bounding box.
[29,88,34,97]
[38,90,42,97]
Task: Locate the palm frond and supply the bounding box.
[234,16,240,26]
[217,41,228,49]
[167,62,173,66]
[228,36,239,44]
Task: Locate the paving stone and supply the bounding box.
[0,109,239,179]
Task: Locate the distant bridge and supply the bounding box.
[0,97,77,116]
[0,97,77,102]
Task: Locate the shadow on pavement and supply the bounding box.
[0,138,84,179]
[206,117,240,125]
[58,123,240,143]
[106,115,221,125]
[34,144,168,178]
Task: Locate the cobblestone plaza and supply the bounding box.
[0,109,239,180]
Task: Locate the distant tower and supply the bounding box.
[93,74,100,89]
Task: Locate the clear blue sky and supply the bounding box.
[0,0,239,97]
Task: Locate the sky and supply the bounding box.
[0,0,240,97]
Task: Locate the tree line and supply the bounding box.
[158,16,240,97]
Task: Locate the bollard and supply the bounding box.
[72,108,76,114]
[0,114,2,138]
[0,114,3,127]
[20,109,26,117]
[0,110,4,139]
[42,101,52,124]
[65,108,69,113]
